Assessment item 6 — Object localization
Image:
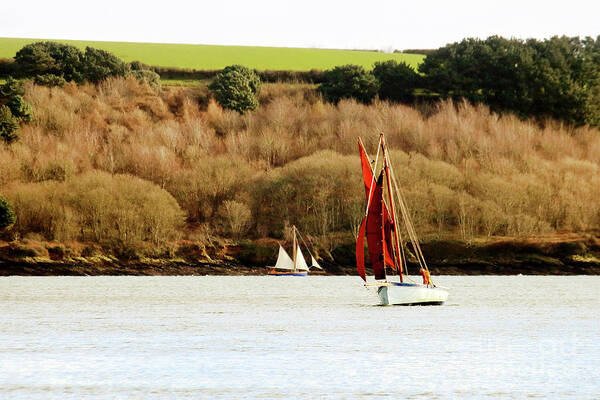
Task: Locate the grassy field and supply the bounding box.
[0,37,425,71]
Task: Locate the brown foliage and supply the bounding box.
[0,78,598,251]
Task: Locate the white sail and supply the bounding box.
[274,245,295,270]
[310,255,323,269]
[295,246,309,271]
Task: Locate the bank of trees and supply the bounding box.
[419,35,600,126]
[4,36,599,126]
[315,36,600,127]
[0,78,598,257]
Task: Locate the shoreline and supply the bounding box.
[1,256,599,277]
[1,234,599,276]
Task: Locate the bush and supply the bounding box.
[34,74,67,87]
[373,60,420,102]
[317,64,379,104]
[0,78,33,123]
[0,77,33,143]
[14,41,130,84]
[14,41,84,82]
[130,69,161,89]
[82,47,129,83]
[5,171,185,247]
[209,65,261,113]
[0,105,19,143]
[5,95,33,122]
[0,195,16,229]
[0,76,25,97]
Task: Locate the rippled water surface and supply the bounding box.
[1,276,599,399]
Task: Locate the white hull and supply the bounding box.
[375,282,448,306]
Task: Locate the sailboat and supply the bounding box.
[268,225,323,276]
[356,134,448,305]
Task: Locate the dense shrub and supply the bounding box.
[0,105,19,143]
[5,171,185,247]
[1,78,599,244]
[5,95,33,123]
[373,60,420,102]
[34,74,67,87]
[0,76,25,97]
[0,77,33,143]
[14,41,130,84]
[317,64,379,104]
[82,47,129,83]
[252,151,363,237]
[130,69,161,89]
[14,41,85,82]
[420,35,600,126]
[0,195,16,229]
[209,65,261,113]
[165,155,255,224]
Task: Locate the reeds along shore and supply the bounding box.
[1,77,599,258]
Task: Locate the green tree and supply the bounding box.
[0,105,19,143]
[0,196,16,229]
[82,47,129,83]
[317,65,379,104]
[0,78,33,123]
[373,60,420,102]
[209,65,261,113]
[14,41,84,82]
[419,35,600,126]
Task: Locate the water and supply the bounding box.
[1,276,598,399]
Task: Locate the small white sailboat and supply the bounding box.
[357,134,448,305]
[268,225,323,276]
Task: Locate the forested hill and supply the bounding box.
[0,36,599,274]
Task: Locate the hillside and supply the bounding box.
[1,78,599,274]
[0,37,424,71]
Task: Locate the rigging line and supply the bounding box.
[380,135,404,282]
[393,176,426,271]
[387,154,430,273]
[363,136,382,217]
[294,227,317,262]
[383,149,410,277]
[384,151,412,282]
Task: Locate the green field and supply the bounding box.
[0,37,424,71]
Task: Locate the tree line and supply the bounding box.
[318,36,600,127]
[208,35,600,126]
[1,36,599,126]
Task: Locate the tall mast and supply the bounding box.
[380,134,404,283]
[292,225,297,272]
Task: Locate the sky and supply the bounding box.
[2,0,599,51]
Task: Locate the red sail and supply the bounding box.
[356,216,367,281]
[383,221,395,269]
[359,140,375,199]
[365,173,386,280]
[358,140,396,271]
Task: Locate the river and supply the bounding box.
[1,276,598,399]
